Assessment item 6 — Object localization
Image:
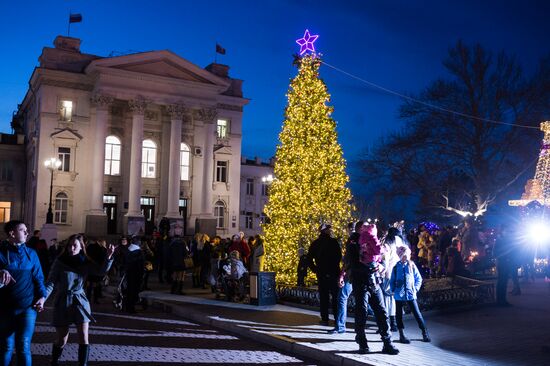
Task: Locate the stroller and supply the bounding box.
[112,273,148,312]
[219,252,249,302]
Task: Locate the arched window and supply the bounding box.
[180,143,190,181]
[141,139,157,178]
[214,200,225,229]
[54,192,68,224]
[105,135,121,175]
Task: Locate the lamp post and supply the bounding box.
[261,174,274,184]
[44,157,62,224]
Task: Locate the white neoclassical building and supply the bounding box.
[12,35,248,239]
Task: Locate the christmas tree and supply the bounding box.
[263,51,353,285]
[509,121,550,206]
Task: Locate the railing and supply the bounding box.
[276,276,495,312]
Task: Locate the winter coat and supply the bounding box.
[417,231,435,261]
[390,260,422,301]
[443,246,465,276]
[45,254,113,326]
[0,241,47,315]
[223,258,248,280]
[249,239,265,273]
[308,233,342,277]
[228,240,251,264]
[169,238,189,271]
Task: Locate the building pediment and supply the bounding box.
[86,50,230,88]
[214,145,232,155]
[50,128,83,141]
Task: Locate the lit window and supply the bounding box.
[105,136,121,175]
[0,202,11,223]
[180,143,190,180]
[216,161,227,182]
[216,119,228,138]
[54,192,68,224]
[59,100,73,121]
[214,200,225,229]
[245,212,253,229]
[103,195,117,204]
[179,198,188,218]
[58,147,71,172]
[246,178,254,195]
[141,139,157,178]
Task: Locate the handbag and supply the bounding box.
[184,257,194,269]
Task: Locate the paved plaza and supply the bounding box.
[29,277,549,365]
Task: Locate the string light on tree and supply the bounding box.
[262,30,353,285]
[509,121,550,207]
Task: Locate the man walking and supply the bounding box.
[308,224,341,326]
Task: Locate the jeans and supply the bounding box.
[318,274,339,321]
[352,274,391,348]
[0,308,37,366]
[395,299,426,331]
[335,281,353,331]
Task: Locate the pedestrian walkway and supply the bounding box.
[139,278,550,366]
[32,301,318,365]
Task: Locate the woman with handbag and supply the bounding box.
[169,234,189,295]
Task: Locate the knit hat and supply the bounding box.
[396,245,411,259]
[319,223,332,232]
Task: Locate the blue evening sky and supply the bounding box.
[1,0,549,194]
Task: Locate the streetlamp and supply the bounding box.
[44,157,62,224]
[261,174,274,183]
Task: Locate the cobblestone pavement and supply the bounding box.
[31,301,320,366]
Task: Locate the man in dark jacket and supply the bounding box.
[493,225,516,306]
[308,224,341,326]
[348,224,399,355]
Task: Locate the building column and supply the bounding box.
[194,107,218,236]
[164,104,186,218]
[85,94,113,236]
[124,98,147,235]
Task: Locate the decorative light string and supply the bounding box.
[320,60,540,130]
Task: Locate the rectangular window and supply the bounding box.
[246,178,254,195]
[261,183,269,196]
[58,147,71,172]
[103,195,117,204]
[216,161,227,182]
[260,212,268,225]
[59,100,73,122]
[245,212,253,229]
[0,202,11,223]
[216,119,228,138]
[54,196,68,224]
[140,197,155,206]
[0,161,13,181]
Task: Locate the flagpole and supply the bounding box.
[215,40,217,63]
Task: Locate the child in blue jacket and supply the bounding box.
[390,245,431,343]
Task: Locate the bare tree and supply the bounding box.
[359,41,550,221]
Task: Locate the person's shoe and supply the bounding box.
[389,316,398,332]
[399,329,411,344]
[78,344,90,366]
[50,344,63,366]
[496,301,512,307]
[319,320,329,326]
[382,341,399,355]
[422,329,431,342]
[328,328,345,334]
[358,346,370,354]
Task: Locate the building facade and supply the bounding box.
[12,35,248,239]
[0,133,26,236]
[239,156,274,237]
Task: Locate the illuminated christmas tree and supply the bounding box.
[263,31,353,285]
[509,121,550,206]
